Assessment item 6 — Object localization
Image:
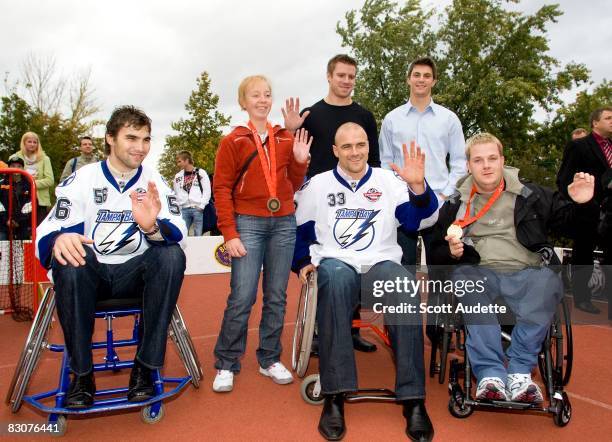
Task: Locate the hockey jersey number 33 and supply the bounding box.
[36,161,187,268]
[292,167,439,273]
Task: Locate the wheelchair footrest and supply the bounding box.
[468,398,548,412]
[23,376,191,415]
[346,388,396,403]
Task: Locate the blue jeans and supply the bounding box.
[52,245,186,375]
[452,266,563,381]
[181,207,203,236]
[214,214,296,372]
[316,259,425,400]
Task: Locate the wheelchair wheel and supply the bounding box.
[141,403,165,424]
[169,307,203,388]
[558,299,573,386]
[300,374,324,405]
[438,329,451,384]
[50,415,67,437]
[5,287,56,413]
[553,392,572,427]
[292,272,317,378]
[538,298,573,388]
[448,396,474,419]
[427,325,440,379]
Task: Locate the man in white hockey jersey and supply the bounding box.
[173,150,211,236]
[293,122,437,441]
[36,106,187,409]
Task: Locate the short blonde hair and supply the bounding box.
[238,75,271,110]
[465,132,503,160]
[20,131,43,161]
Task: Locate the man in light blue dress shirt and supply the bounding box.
[379,56,466,266]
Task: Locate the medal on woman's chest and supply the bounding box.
[248,121,281,213]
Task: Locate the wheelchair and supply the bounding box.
[5,286,203,435]
[430,289,573,427]
[291,271,395,406]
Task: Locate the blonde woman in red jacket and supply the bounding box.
[212,75,312,392]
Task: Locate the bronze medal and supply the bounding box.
[248,121,280,215]
[267,197,281,212]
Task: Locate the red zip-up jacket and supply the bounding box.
[213,124,307,241]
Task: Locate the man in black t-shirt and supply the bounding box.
[283,54,379,354]
[283,54,380,179]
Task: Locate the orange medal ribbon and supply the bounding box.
[247,121,280,212]
[450,178,506,233]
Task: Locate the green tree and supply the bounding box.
[336,0,436,124]
[158,72,230,181]
[337,0,590,184]
[538,80,612,151]
[0,91,102,183]
[2,54,103,179]
[0,93,34,158]
[28,112,91,182]
[436,0,588,177]
[524,80,612,185]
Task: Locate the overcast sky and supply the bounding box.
[1,0,610,169]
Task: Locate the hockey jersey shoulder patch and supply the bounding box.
[363,188,383,202]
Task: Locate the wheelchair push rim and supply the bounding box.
[5,287,56,412]
[292,271,317,378]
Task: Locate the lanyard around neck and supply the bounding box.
[247,121,277,199]
[453,178,505,229]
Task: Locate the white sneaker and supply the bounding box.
[259,362,293,385]
[212,369,234,392]
[507,373,543,403]
[475,377,508,401]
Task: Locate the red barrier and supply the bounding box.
[0,168,41,320]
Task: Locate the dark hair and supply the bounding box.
[590,106,612,128]
[79,136,93,144]
[407,56,438,80]
[7,156,25,167]
[327,54,357,76]
[104,105,152,155]
[176,150,193,164]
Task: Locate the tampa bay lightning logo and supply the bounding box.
[333,208,380,250]
[92,210,142,255]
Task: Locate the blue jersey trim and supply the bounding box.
[292,220,316,272]
[332,166,373,193]
[101,161,143,193]
[151,218,184,245]
[37,222,85,269]
[395,183,437,232]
